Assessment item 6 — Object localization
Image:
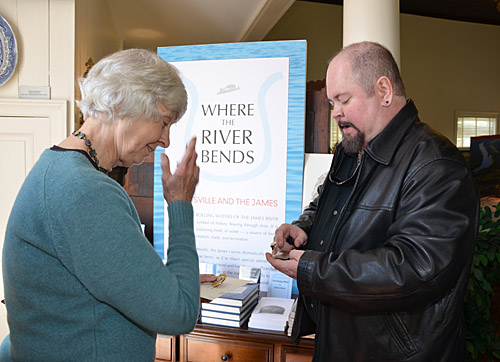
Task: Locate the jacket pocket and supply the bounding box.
[381,312,419,358]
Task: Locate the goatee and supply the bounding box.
[339,123,364,154]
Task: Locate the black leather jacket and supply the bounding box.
[291,100,479,361]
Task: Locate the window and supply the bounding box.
[456,112,498,148]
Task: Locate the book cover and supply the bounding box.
[201,292,259,314]
[248,297,295,331]
[200,309,253,328]
[267,270,293,299]
[210,283,259,307]
[239,266,261,283]
[200,299,257,321]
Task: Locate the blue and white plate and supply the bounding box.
[0,15,18,87]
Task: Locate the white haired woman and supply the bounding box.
[1,49,203,361]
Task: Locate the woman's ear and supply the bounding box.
[376,76,393,106]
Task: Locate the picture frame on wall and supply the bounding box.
[470,134,500,198]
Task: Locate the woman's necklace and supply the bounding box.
[71,130,107,173]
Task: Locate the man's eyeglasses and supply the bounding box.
[328,152,361,185]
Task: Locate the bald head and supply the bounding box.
[330,42,406,98]
[326,42,408,151]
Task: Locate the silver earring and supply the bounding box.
[385,100,390,105]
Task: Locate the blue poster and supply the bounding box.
[155,41,306,290]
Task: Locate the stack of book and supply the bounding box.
[248,297,295,332]
[200,283,259,328]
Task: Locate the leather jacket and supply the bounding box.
[291,100,479,361]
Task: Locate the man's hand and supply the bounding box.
[265,250,305,280]
[273,223,308,250]
[266,224,308,279]
[161,137,200,203]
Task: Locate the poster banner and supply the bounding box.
[154,41,306,290]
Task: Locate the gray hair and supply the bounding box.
[332,42,406,97]
[77,48,187,123]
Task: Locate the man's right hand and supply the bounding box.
[273,223,308,252]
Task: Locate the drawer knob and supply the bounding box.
[221,353,230,361]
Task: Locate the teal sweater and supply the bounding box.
[2,149,200,362]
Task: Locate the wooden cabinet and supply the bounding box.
[181,333,273,362]
[280,344,315,362]
[155,334,176,362]
[156,323,314,362]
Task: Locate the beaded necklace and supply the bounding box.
[72,130,107,173]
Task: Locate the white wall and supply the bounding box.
[401,14,500,141]
[0,0,75,132]
[75,0,122,127]
[265,2,343,82]
[265,2,500,142]
[0,0,121,132]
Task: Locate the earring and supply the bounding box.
[385,100,390,105]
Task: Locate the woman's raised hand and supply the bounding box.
[161,137,200,203]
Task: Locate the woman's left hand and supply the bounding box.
[161,137,200,203]
[200,274,217,283]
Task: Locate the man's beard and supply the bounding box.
[339,122,364,154]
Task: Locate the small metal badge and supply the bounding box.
[212,273,227,287]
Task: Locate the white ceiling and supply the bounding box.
[106,0,295,49]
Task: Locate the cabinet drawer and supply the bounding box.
[156,334,175,362]
[181,334,273,362]
[280,344,313,362]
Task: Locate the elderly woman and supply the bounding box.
[1,49,204,361]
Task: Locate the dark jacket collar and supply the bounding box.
[364,99,419,165]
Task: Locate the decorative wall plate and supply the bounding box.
[0,15,18,87]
